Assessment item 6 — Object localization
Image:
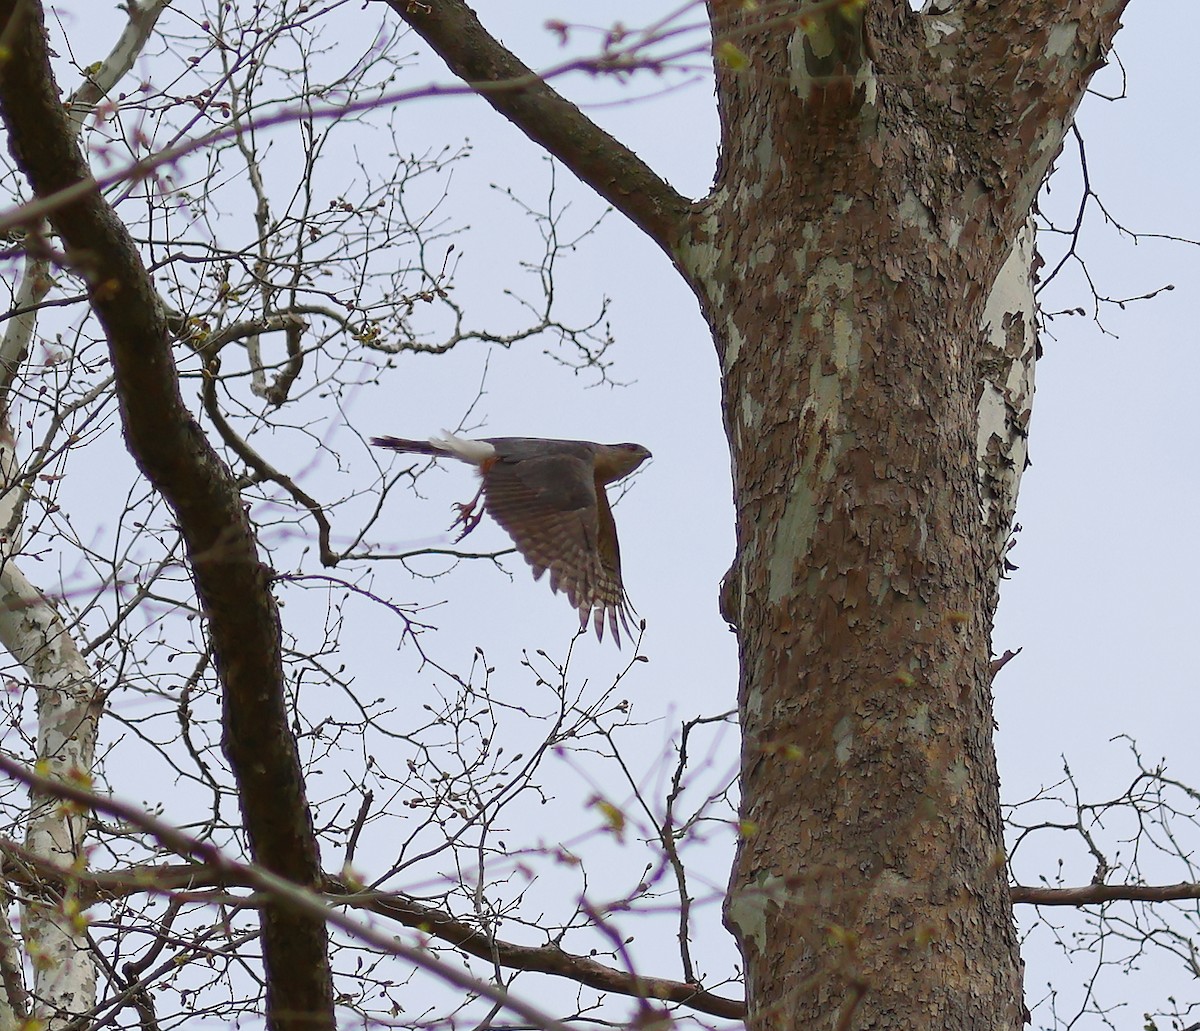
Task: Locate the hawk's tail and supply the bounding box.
[372,433,497,466]
[370,436,441,456]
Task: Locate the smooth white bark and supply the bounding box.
[976,219,1038,582]
[0,526,100,1024]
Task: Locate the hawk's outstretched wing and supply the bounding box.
[371,434,649,644]
[480,448,635,643]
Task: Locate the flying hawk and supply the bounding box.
[372,434,651,643]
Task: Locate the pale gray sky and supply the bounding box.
[17,2,1200,1027]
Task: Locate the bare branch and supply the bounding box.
[334,878,746,1021]
[0,758,580,1031]
[1012,883,1200,907]
[385,0,695,257]
[63,0,172,127]
[199,351,339,568]
[0,849,747,1022]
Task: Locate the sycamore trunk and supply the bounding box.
[676,2,1122,1025]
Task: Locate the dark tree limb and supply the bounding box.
[385,0,695,258]
[1011,882,1200,907]
[0,844,746,1021]
[326,877,746,1020]
[0,3,334,1028]
[0,765,569,1031]
[16,835,1200,1017]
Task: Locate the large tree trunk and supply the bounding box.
[676,2,1123,1026]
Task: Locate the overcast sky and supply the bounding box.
[21,2,1200,1027]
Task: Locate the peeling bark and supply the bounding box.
[977,220,1037,580]
[0,267,95,1027]
[0,538,99,1027]
[0,2,334,1027]
[686,3,1124,1027]
[0,898,25,1031]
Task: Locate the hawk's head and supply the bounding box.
[597,442,652,482]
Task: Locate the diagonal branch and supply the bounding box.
[63,0,172,126]
[329,878,746,1020]
[0,3,334,1028]
[0,764,573,1031]
[385,0,694,257]
[0,847,747,1021]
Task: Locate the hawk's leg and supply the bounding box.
[450,481,486,541]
